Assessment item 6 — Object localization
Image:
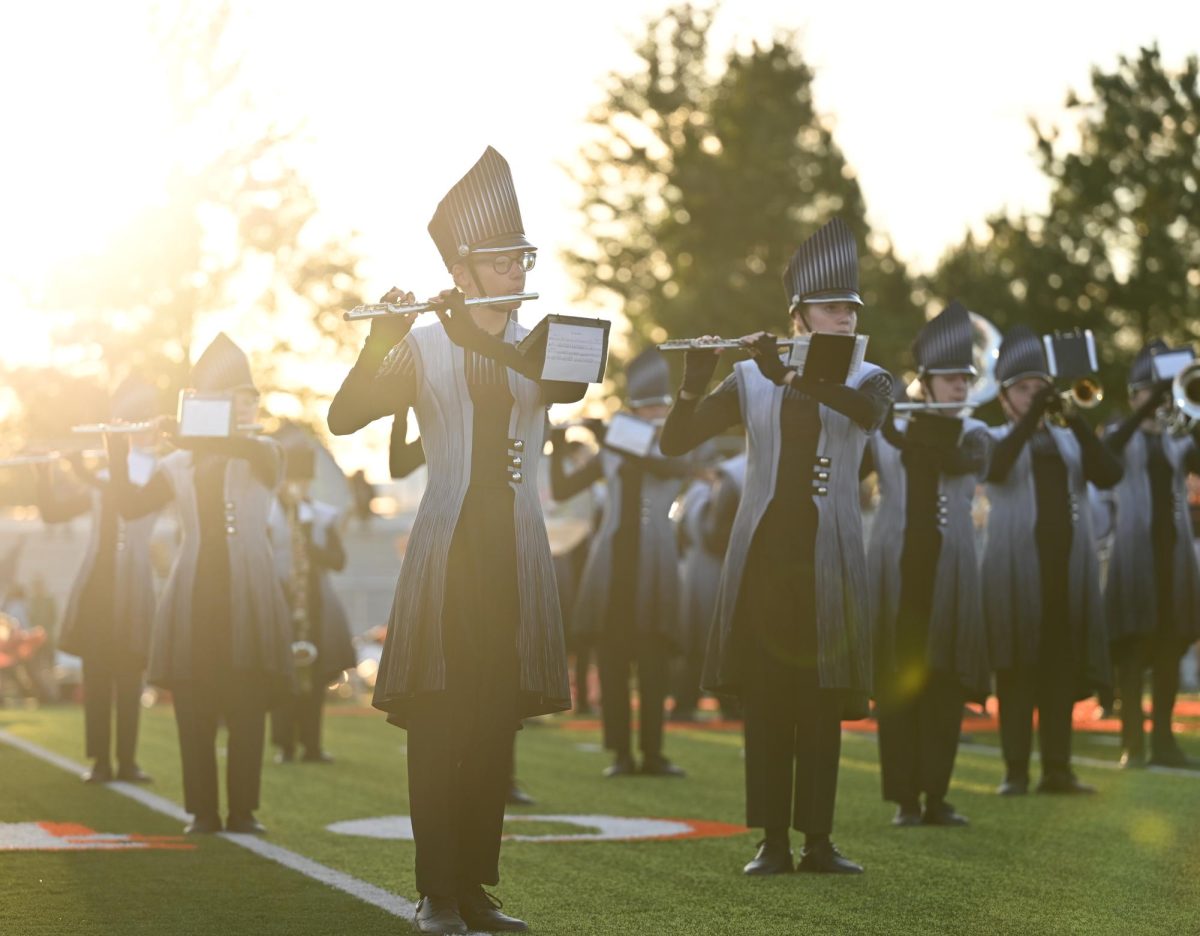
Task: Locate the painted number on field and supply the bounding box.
[0,822,195,851]
[326,814,746,843]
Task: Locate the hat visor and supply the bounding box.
[628,394,674,409]
[919,365,978,378]
[999,370,1051,390]
[790,290,863,312]
[469,234,536,255]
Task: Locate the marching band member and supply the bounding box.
[328,147,585,935]
[982,326,1122,796]
[549,350,691,778]
[865,302,992,827]
[268,440,356,765]
[35,377,162,785]
[108,334,293,835]
[660,217,893,876]
[1103,341,1200,767]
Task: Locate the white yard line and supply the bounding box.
[0,729,416,921]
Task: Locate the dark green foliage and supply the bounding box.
[930,45,1200,411]
[565,4,922,387]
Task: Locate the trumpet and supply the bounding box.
[1047,377,1104,426]
[344,292,539,321]
[1165,362,1200,435]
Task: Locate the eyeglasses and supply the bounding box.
[478,251,536,275]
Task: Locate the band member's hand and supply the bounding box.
[369,287,418,347]
[743,332,789,385]
[1032,384,1057,416]
[682,338,721,394]
[1151,378,1173,407]
[103,430,131,462]
[430,289,476,346]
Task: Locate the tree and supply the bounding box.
[0,4,365,467]
[564,3,921,391]
[929,45,1200,410]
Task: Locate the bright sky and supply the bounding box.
[0,0,1196,472]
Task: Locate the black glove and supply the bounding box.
[1032,384,1058,417]
[682,347,719,395]
[746,333,790,385]
[368,287,418,349]
[432,289,541,380]
[1150,378,1173,408]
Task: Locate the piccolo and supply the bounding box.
[344,292,539,322]
[892,402,974,413]
[656,337,803,352]
[0,450,107,468]
[72,422,156,435]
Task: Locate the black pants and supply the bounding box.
[173,680,268,819]
[876,673,964,806]
[598,638,669,760]
[1115,634,1185,756]
[271,677,325,755]
[407,693,516,897]
[996,666,1075,780]
[82,654,144,768]
[742,663,842,836]
[671,645,706,719]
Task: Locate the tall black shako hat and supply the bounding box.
[428,147,534,271]
[189,332,256,394]
[995,325,1050,389]
[782,216,862,313]
[626,348,672,408]
[110,375,159,422]
[1128,339,1170,391]
[913,301,976,378]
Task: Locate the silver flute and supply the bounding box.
[344,292,539,322]
[72,422,157,435]
[0,449,107,468]
[892,402,974,412]
[656,337,803,352]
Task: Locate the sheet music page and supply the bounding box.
[179,397,233,438]
[603,413,657,458]
[541,322,607,382]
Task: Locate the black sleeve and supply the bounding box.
[541,379,589,406]
[309,522,346,573]
[328,337,417,436]
[935,427,994,478]
[389,418,426,479]
[550,446,604,501]
[789,370,894,433]
[986,408,1042,484]
[35,468,92,524]
[1185,433,1200,476]
[640,453,695,480]
[659,375,742,456]
[110,466,174,520]
[176,437,280,490]
[1069,416,1124,490]
[1105,395,1162,455]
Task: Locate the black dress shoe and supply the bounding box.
[116,765,153,784]
[743,839,793,875]
[82,762,112,784]
[226,813,268,835]
[457,887,527,932]
[603,753,636,778]
[797,841,863,874]
[1037,773,1096,795]
[640,756,686,777]
[922,800,968,826]
[184,814,222,835]
[300,748,334,764]
[892,805,922,827]
[997,777,1028,796]
[506,784,536,806]
[415,896,468,935]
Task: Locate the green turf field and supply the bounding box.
[1,702,1198,936]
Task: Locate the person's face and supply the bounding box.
[633,403,671,423]
[927,373,971,405]
[234,389,260,429]
[1130,386,1154,411]
[452,249,534,311]
[791,301,858,336]
[1000,376,1050,422]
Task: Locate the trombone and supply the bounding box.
[344,292,539,321]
